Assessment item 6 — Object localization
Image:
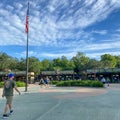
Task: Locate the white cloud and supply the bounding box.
[0,0,120,60]
[16,3,23,10]
[116,28,120,32]
[87,51,120,60]
[17,50,77,60]
[6,5,14,11]
[91,30,108,35]
[0,8,10,16]
[0,0,120,46]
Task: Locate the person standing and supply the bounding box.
[2,73,21,118]
[101,77,106,84]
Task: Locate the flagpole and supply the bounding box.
[25,2,29,92]
[25,30,29,92]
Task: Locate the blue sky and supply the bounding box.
[0,0,120,60]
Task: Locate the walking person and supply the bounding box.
[106,77,110,86]
[2,73,21,118]
[39,78,46,88]
[44,76,50,88]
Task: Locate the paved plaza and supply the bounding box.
[0,84,120,120]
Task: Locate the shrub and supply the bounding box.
[90,81,103,87]
[0,82,4,88]
[0,81,25,88]
[56,81,65,86]
[16,81,25,87]
[56,80,103,87]
[50,80,59,85]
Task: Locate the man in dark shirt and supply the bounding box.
[2,73,21,118]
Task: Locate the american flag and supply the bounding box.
[25,3,29,33]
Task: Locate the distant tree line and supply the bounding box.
[0,52,120,75]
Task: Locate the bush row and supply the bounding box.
[56,80,104,87]
[0,81,25,88]
[16,81,26,87]
[50,80,60,85]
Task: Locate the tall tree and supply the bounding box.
[100,54,116,68]
[53,58,62,70]
[41,59,51,71]
[17,58,26,71]
[0,52,19,71]
[67,60,75,70]
[86,59,102,69]
[61,56,69,70]
[72,52,89,74]
[115,56,120,68]
[29,57,41,74]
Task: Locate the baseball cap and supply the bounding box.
[8,73,15,78]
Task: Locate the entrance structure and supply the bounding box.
[87,68,120,83]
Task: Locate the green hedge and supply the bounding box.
[16,81,25,87]
[0,82,4,88]
[56,80,103,87]
[0,81,25,88]
[50,80,60,85]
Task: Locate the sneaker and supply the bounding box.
[2,114,9,119]
[10,110,13,115]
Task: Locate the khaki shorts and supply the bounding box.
[5,96,13,104]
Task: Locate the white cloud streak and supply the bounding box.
[0,0,120,59]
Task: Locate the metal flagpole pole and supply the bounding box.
[25,30,29,92]
[25,2,29,92]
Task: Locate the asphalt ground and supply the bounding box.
[0,84,120,120]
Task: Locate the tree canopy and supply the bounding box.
[0,52,120,75]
